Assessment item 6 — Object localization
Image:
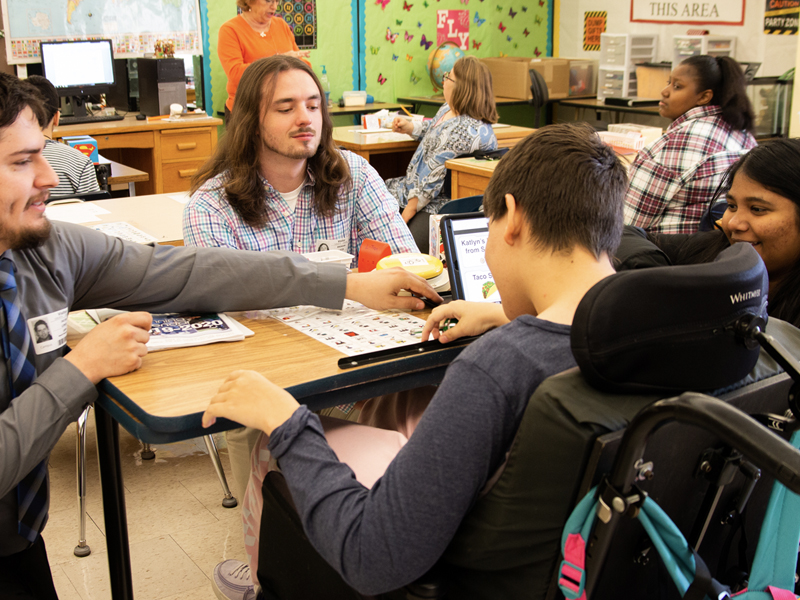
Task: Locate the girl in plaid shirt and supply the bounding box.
[624,55,756,235]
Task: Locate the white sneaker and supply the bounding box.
[212,559,255,600]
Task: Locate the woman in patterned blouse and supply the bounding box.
[624,55,756,235]
[386,56,499,250]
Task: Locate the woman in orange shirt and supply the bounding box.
[218,0,311,121]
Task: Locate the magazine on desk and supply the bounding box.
[68,310,253,351]
[147,313,253,351]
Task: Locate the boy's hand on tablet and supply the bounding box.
[422,301,509,343]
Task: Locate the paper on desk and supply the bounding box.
[257,300,426,356]
[45,203,110,224]
[91,222,158,244]
[169,192,191,204]
[491,123,511,128]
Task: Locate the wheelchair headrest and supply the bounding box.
[571,243,769,394]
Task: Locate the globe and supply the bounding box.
[427,41,466,90]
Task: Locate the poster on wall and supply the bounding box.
[764,0,799,34]
[436,10,470,50]
[630,0,745,25]
[583,11,607,51]
[274,1,317,49]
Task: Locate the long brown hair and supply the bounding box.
[191,55,351,227]
[449,56,498,124]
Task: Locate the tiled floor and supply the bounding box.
[44,411,246,600]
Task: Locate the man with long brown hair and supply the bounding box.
[184,57,421,600]
[184,55,417,262]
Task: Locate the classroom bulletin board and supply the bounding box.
[206,0,352,118]
[363,0,550,101]
[205,0,551,117]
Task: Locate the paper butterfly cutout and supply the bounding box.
[406,53,414,61]
[498,22,506,32]
[410,71,421,84]
[499,52,507,57]
[523,27,530,36]
[420,34,433,50]
[506,34,512,41]
[423,0,429,5]
[522,5,527,11]
[392,54,399,61]
[461,0,469,4]
[509,7,517,17]
[376,0,390,9]
[370,46,380,55]
[474,11,486,26]
[417,21,422,27]
[472,40,482,49]
[378,74,387,85]
[396,19,403,25]
[539,0,544,5]
[403,0,413,10]
[535,14,542,25]
[386,27,399,43]
[496,5,503,11]
[405,30,414,42]
[534,46,542,57]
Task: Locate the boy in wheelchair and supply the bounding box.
[202,122,630,598]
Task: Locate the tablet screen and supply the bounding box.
[444,215,501,304]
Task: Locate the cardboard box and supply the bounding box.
[62,135,98,163]
[562,58,598,96]
[635,64,671,99]
[481,57,570,100]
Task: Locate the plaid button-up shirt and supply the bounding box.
[624,105,756,234]
[183,150,418,266]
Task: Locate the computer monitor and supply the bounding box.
[40,40,115,118]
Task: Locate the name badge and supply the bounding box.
[28,308,68,355]
[315,238,348,253]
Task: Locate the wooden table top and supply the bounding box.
[398,95,530,106]
[101,313,350,418]
[49,193,186,245]
[333,124,534,152]
[98,156,150,185]
[332,126,419,152]
[328,102,413,116]
[53,113,223,138]
[445,156,500,177]
[557,97,663,116]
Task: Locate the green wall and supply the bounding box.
[205,0,549,114]
[206,1,354,118]
[363,0,549,101]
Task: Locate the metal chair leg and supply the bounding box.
[141,441,155,460]
[203,435,238,508]
[74,405,92,557]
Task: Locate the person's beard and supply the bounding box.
[263,126,320,160]
[2,193,53,250]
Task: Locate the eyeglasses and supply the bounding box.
[443,72,456,84]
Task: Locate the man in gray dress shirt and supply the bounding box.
[0,75,437,598]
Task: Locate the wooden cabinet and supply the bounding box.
[54,115,222,195]
[158,127,216,193]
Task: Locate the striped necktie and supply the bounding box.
[0,257,48,543]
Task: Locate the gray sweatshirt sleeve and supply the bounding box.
[268,357,517,594]
[0,358,96,497]
[52,222,348,313]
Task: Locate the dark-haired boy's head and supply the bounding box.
[26,75,60,125]
[483,122,626,258]
[0,74,48,134]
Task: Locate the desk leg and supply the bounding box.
[127,182,136,197]
[451,170,459,199]
[95,402,134,600]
